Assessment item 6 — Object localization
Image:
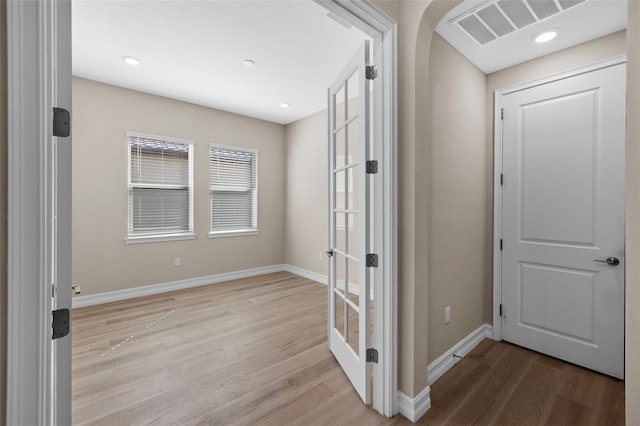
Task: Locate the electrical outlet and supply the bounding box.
[319,252,324,261]
[72,285,82,295]
[445,306,451,324]
[174,257,182,267]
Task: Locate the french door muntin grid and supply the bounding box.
[329,44,370,363]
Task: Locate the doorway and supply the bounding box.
[495,59,626,379]
[5,0,398,423]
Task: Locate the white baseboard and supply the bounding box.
[427,323,493,386]
[73,263,343,308]
[398,387,431,423]
[397,323,492,423]
[72,264,286,308]
[283,264,327,285]
[283,263,367,295]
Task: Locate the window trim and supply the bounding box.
[126,131,195,243]
[208,143,259,237]
[208,229,259,239]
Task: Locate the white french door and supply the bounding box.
[328,40,372,403]
[500,63,626,378]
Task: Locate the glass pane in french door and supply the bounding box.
[334,252,347,340]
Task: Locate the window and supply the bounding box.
[209,144,258,237]
[127,132,194,243]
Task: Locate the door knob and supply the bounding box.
[326,249,334,257]
[593,257,620,266]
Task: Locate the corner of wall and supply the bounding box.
[626,1,640,424]
[426,32,489,366]
[281,109,328,277]
[1,0,7,421]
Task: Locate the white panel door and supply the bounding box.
[501,63,626,378]
[328,41,372,403]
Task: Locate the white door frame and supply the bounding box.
[492,54,628,340]
[315,0,398,415]
[6,0,399,422]
[6,0,59,424]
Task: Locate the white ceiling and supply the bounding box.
[72,0,368,125]
[436,0,627,74]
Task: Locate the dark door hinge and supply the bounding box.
[366,160,378,174]
[501,108,504,120]
[500,173,503,186]
[366,348,378,363]
[53,107,71,137]
[366,65,378,80]
[499,304,503,317]
[366,253,379,268]
[500,239,503,250]
[52,308,70,340]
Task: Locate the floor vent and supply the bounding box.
[452,0,587,45]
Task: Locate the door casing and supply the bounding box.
[492,54,628,341]
[5,0,399,422]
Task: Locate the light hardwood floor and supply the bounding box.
[72,272,624,425]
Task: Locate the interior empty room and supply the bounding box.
[3,0,640,425]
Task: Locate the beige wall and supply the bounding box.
[284,109,328,276]
[427,34,487,363]
[626,1,640,424]
[1,0,6,421]
[72,77,285,296]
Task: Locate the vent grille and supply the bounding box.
[452,0,587,45]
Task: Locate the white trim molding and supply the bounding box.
[398,387,431,423]
[283,264,328,285]
[427,324,493,386]
[396,324,492,423]
[73,264,371,309]
[125,233,197,245]
[283,264,375,300]
[208,230,259,239]
[73,264,286,308]
[7,0,58,424]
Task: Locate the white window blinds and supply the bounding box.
[128,133,194,238]
[209,145,258,234]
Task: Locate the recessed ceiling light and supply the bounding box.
[280,103,291,108]
[242,59,256,67]
[534,30,557,44]
[122,56,140,66]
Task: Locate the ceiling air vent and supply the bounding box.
[452,0,587,45]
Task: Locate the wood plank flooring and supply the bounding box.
[417,339,624,425]
[72,272,624,425]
